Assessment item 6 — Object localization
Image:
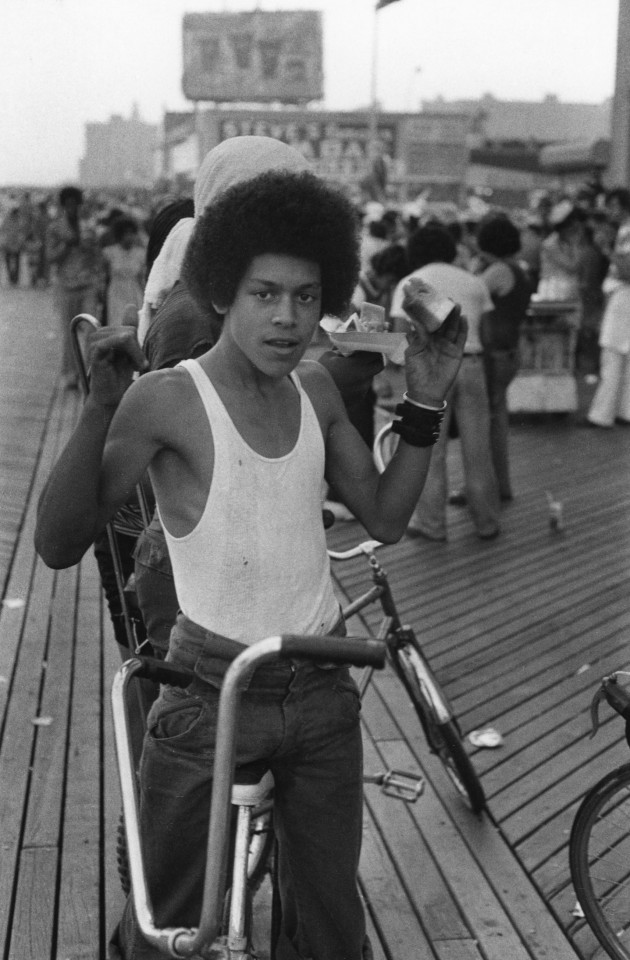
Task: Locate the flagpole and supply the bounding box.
[368,1,401,174]
[368,3,379,156]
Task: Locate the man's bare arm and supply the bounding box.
[35,327,154,569]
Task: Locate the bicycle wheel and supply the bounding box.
[389,639,486,814]
[426,717,486,815]
[570,762,630,960]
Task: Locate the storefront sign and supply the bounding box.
[218,115,398,181]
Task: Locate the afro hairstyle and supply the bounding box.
[476,215,521,258]
[182,169,360,319]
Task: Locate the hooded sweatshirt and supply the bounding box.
[138,136,311,343]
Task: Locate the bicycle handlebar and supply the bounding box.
[113,631,386,956]
[125,633,386,688]
[279,633,386,668]
[129,657,195,687]
[327,539,383,561]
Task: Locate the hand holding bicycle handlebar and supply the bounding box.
[85,324,149,408]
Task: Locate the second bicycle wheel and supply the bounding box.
[426,718,486,815]
[391,640,486,814]
[570,762,630,960]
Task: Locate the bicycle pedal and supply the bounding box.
[381,769,424,802]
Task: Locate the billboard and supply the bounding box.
[182,11,324,104]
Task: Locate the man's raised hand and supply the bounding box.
[403,306,468,407]
[87,326,149,408]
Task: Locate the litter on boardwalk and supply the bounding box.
[545,491,564,533]
[2,597,25,609]
[468,727,503,748]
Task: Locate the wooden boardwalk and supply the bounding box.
[0,284,628,959]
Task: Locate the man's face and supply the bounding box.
[217,254,322,377]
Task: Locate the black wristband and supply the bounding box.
[391,399,445,448]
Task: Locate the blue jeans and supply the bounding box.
[112,613,367,960]
[410,354,500,538]
[133,517,178,656]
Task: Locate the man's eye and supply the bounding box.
[298,293,317,304]
[255,290,273,301]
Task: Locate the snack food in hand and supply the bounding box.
[359,302,386,332]
[402,278,457,333]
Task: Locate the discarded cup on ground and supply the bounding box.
[545,490,564,532]
[468,726,503,748]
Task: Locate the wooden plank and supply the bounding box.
[371,740,539,960]
[504,739,630,859]
[433,942,485,960]
[23,564,78,847]
[56,555,106,960]
[359,803,436,959]
[0,557,57,953]
[0,386,73,958]
[7,847,57,960]
[373,715,581,959]
[362,738,472,942]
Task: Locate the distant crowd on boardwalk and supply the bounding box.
[0,176,623,370]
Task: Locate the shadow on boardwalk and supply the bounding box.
[0,286,626,958]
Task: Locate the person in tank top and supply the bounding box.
[35,160,467,960]
[476,214,532,502]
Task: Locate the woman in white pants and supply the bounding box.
[587,284,630,427]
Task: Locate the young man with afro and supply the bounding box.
[35,159,466,960]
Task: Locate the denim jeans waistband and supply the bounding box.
[166,612,347,692]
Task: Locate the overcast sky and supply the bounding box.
[0,0,619,186]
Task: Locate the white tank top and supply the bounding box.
[157,358,340,643]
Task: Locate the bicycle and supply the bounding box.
[330,537,486,815]
[569,673,630,960]
[112,633,388,959]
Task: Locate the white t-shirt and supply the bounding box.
[391,262,493,354]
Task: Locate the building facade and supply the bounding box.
[160,106,470,204]
[79,106,159,189]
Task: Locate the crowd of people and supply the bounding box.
[338,184,630,538]
[4,172,628,526]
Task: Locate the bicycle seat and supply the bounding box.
[231,769,274,807]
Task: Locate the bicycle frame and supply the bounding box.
[112,634,386,958]
[332,541,453,725]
